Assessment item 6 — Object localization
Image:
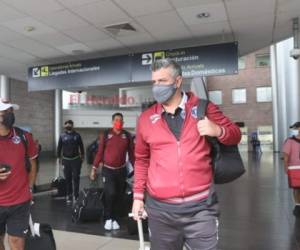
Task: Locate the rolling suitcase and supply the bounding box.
[25,215,56,250]
[129,213,150,250]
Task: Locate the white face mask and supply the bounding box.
[290,129,299,137]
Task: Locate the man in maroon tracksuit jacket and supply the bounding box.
[132,59,241,250]
[90,113,134,231]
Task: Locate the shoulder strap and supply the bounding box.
[14,127,28,149]
[14,127,31,172]
[123,130,131,141]
[197,99,209,120]
[102,129,110,154]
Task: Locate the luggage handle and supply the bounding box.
[129,213,149,250]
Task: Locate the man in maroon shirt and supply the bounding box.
[90,113,134,230]
[132,59,241,250]
[0,99,37,250]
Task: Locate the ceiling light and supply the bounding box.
[197,12,210,19]
[24,26,35,32]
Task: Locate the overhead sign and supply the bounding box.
[131,42,238,82]
[28,56,131,91]
[28,42,238,91]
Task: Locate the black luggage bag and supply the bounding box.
[51,177,66,197]
[72,187,104,223]
[25,216,56,250]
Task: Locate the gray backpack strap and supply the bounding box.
[197,99,209,120]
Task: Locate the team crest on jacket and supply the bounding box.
[121,134,127,139]
[191,106,198,119]
[150,114,160,124]
[108,134,113,139]
[12,136,21,144]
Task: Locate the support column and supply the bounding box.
[0,75,10,100]
[54,89,62,157]
[271,38,300,151]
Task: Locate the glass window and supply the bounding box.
[255,54,270,67]
[232,88,247,104]
[208,90,222,105]
[238,57,246,70]
[256,86,272,102]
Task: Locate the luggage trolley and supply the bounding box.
[129,213,150,250]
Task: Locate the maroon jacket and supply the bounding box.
[134,92,241,202]
[93,129,134,169]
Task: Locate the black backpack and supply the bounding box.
[197,100,245,184]
[86,139,99,164]
[72,188,104,223]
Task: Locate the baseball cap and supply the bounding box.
[0,99,19,111]
[289,121,300,129]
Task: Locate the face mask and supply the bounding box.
[1,112,15,129]
[113,120,123,130]
[65,126,72,131]
[290,129,300,137]
[152,83,177,104]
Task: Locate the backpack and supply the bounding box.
[86,139,99,164]
[197,100,245,184]
[14,127,31,172]
[102,129,131,153]
[72,187,104,223]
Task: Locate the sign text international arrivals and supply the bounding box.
[28,42,238,91]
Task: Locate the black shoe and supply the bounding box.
[293,206,300,217]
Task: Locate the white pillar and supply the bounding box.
[0,75,10,100]
[271,38,300,151]
[54,89,62,156]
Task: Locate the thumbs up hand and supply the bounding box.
[197,116,222,137]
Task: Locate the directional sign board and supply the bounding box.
[28,42,238,91]
[131,42,238,82]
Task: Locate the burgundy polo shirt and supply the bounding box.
[0,128,38,206]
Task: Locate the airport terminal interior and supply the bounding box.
[1,0,300,249]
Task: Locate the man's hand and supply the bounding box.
[132,199,147,221]
[0,168,11,181]
[90,167,97,181]
[197,116,222,137]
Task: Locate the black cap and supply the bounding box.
[290,121,300,129]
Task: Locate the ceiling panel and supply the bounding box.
[56,43,92,55]
[8,37,64,58]
[137,11,192,41]
[117,33,156,48]
[33,32,77,47]
[0,2,27,23]
[2,17,57,37]
[189,21,231,38]
[226,0,275,20]
[0,26,26,42]
[169,0,222,8]
[56,0,103,8]
[0,43,37,63]
[2,0,64,15]
[177,2,227,26]
[0,56,26,72]
[33,10,90,31]
[62,25,110,43]
[113,0,173,17]
[85,38,124,50]
[70,0,130,26]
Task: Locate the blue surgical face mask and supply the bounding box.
[152,82,177,104]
